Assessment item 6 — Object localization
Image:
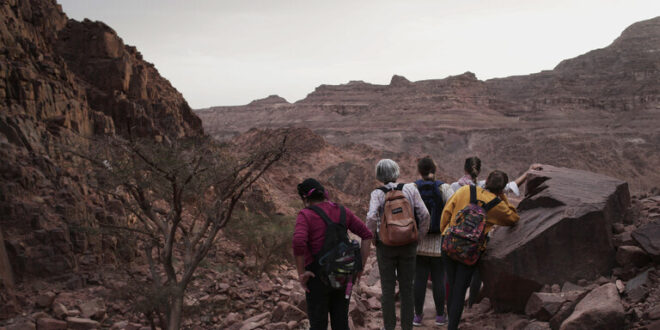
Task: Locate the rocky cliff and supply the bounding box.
[0,0,203,294]
[197,16,660,193]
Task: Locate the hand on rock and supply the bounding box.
[529,163,543,171]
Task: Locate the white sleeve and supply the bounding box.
[366,190,383,234]
[450,182,461,193]
[504,181,520,196]
[477,180,486,188]
[440,183,454,203]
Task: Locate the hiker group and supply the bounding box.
[292,156,542,330]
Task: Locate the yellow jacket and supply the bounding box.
[440,185,520,238]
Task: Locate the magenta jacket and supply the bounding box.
[292,201,373,267]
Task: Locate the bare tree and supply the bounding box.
[75,134,286,329]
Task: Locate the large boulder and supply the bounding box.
[559,283,624,330]
[632,221,660,261]
[481,166,630,311]
[525,290,586,323]
[615,245,650,268]
[525,292,567,321]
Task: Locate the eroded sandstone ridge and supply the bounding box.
[0,0,202,296]
[197,16,660,193]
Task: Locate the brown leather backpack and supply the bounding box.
[378,183,418,246]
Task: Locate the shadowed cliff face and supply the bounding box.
[197,16,660,193]
[0,0,204,284]
[55,19,202,139]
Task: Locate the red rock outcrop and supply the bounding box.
[197,16,660,193]
[55,19,202,139]
[0,0,204,302]
[480,165,630,312]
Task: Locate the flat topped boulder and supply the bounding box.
[481,165,630,312]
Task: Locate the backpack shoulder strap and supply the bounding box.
[433,181,445,204]
[377,186,390,194]
[307,205,334,226]
[469,185,477,205]
[483,196,502,212]
[396,183,405,191]
[339,205,346,227]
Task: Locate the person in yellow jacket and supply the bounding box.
[440,170,520,330]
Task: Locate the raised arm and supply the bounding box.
[513,163,544,187]
[486,194,520,227]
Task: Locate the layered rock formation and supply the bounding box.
[197,16,660,193]
[480,165,630,311]
[0,0,203,295]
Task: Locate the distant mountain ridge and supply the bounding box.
[197,16,660,193]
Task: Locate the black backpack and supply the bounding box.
[308,205,362,289]
[415,179,445,234]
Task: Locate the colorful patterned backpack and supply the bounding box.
[442,185,501,265]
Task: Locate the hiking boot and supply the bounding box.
[435,315,448,325]
[413,314,423,326]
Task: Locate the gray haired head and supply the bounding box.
[376,159,400,183]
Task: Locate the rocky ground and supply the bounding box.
[2,1,660,330]
[1,193,657,330]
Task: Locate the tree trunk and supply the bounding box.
[0,229,14,289]
[168,290,184,330]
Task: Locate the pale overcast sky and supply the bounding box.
[58,1,660,108]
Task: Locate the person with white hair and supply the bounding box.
[366,159,430,330]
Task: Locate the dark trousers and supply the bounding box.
[413,255,446,316]
[376,242,417,330]
[468,268,482,307]
[443,255,476,330]
[305,270,349,330]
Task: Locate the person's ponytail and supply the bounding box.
[464,157,482,184]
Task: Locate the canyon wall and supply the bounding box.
[197,16,660,193]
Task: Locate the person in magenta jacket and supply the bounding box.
[293,178,373,330]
